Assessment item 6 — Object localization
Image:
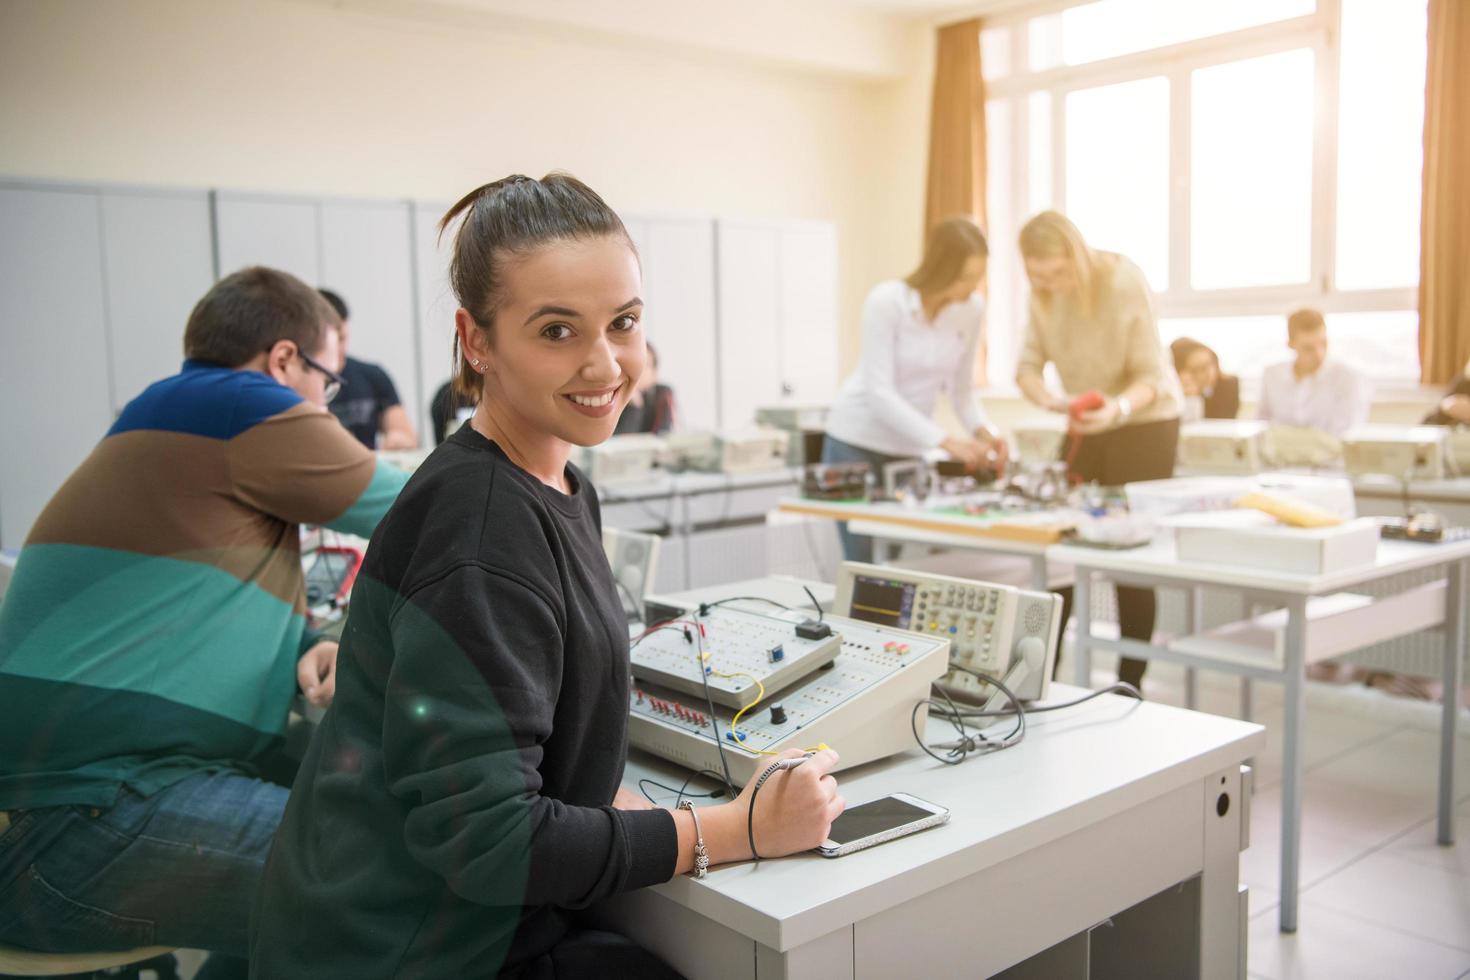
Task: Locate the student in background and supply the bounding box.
[1171,337,1240,420]
[318,288,419,449]
[429,378,477,444]
[1257,308,1372,437]
[251,174,841,979]
[1015,210,1182,693]
[1423,355,1470,426]
[0,268,407,978]
[613,341,676,434]
[822,215,1006,561]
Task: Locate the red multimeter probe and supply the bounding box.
[1064,390,1106,479]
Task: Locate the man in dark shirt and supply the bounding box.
[429,378,477,444]
[319,288,419,450]
[612,342,675,435]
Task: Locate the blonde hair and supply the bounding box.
[905,215,988,298]
[1018,210,1104,319]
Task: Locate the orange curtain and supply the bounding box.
[1418,0,1470,384]
[924,18,989,383]
[924,19,988,236]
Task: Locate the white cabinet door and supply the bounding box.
[716,218,840,429]
[638,217,718,432]
[623,217,651,261]
[213,193,320,284]
[715,221,784,429]
[777,221,839,405]
[100,188,214,411]
[0,185,114,548]
[320,200,420,439]
[411,200,456,434]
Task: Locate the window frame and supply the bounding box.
[978,0,1419,380]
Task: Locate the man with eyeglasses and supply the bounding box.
[0,266,408,978]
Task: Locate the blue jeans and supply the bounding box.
[0,770,287,980]
[820,435,910,563]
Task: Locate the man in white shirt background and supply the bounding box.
[1256,308,1373,437]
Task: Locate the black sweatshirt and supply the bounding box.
[250,427,678,979]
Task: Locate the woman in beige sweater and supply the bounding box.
[1014,211,1182,691]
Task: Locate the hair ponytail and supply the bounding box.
[439,172,635,400]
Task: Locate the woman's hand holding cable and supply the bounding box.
[670,747,844,873]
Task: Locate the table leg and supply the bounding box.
[679,493,693,591]
[1073,568,1093,687]
[1440,560,1465,846]
[1185,586,1203,711]
[1279,597,1308,933]
[1029,554,1048,592]
[1240,680,1254,722]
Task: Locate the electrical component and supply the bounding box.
[801,462,870,501]
[795,620,831,640]
[629,612,949,784]
[1342,424,1449,482]
[572,434,663,485]
[631,605,841,709]
[831,562,1062,705]
[1178,419,1268,475]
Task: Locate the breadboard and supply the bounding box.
[628,615,949,783]
[630,606,842,709]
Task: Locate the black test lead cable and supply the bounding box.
[693,625,738,799]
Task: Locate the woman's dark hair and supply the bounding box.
[317,288,350,322]
[439,172,635,400]
[906,215,988,297]
[183,266,340,368]
[1170,336,1220,374]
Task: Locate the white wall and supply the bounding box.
[0,0,934,391]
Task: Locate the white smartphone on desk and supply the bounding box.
[814,793,949,858]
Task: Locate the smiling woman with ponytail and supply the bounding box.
[249,173,844,980]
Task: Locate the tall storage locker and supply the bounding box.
[0,184,114,548]
[99,188,214,411]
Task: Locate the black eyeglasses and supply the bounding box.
[298,350,344,404]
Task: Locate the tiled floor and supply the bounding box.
[1068,649,1470,980]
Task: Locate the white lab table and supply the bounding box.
[600,685,1264,979]
[599,469,802,590]
[777,497,1069,593]
[1050,535,1470,934]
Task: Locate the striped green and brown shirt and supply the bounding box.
[0,360,408,809]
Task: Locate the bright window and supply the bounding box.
[981,0,1427,384]
[1032,0,1316,68]
[1190,49,1315,289]
[1324,310,1420,380]
[1026,92,1053,215]
[1065,77,1170,290]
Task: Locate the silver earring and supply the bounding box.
[470,358,481,370]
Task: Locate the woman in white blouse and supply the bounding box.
[822,215,1005,561]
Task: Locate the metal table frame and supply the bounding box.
[1064,545,1469,933]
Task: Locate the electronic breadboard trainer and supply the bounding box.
[628,603,950,784]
